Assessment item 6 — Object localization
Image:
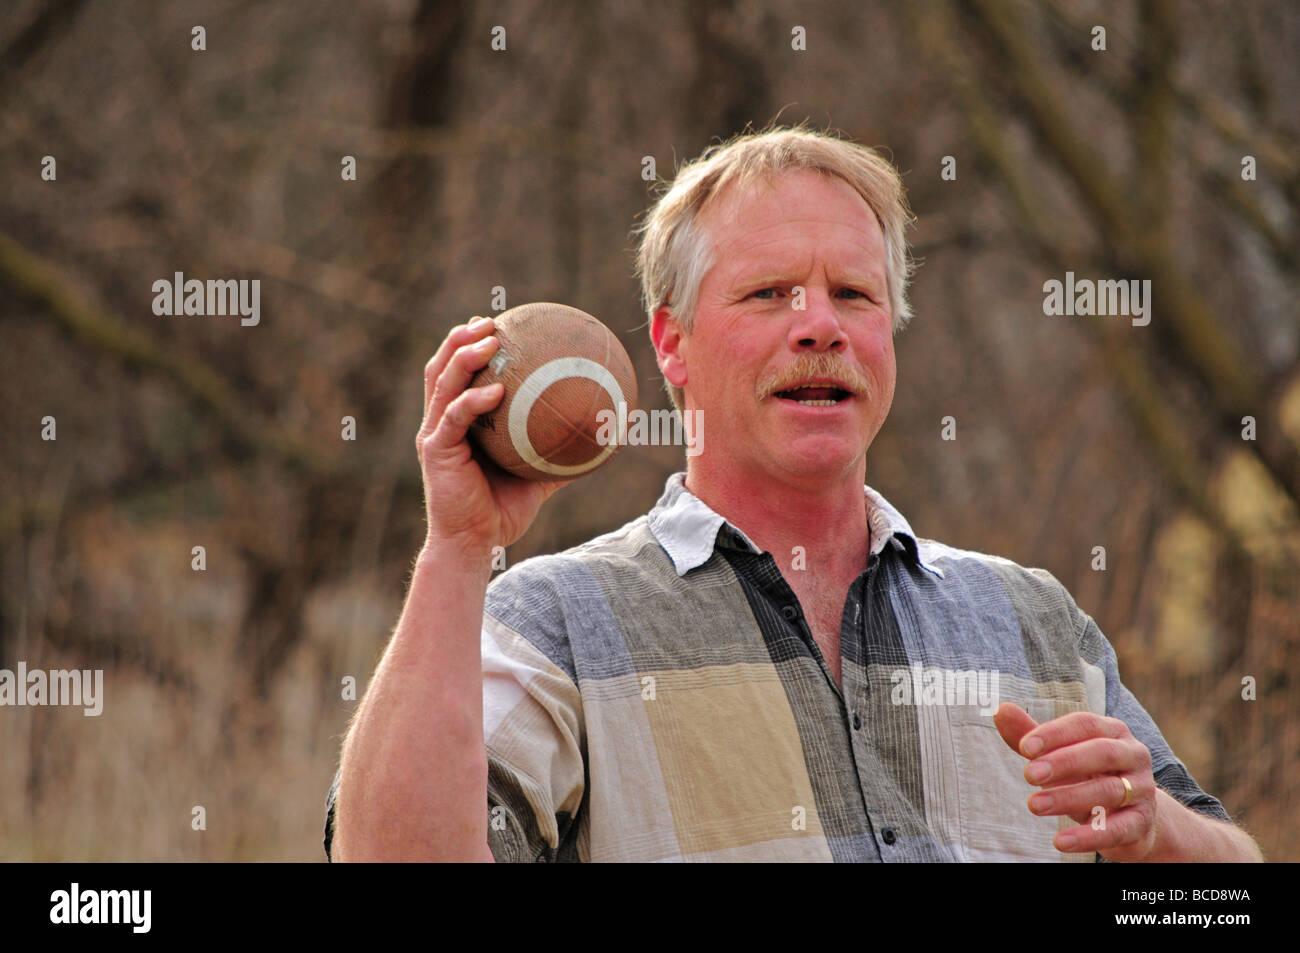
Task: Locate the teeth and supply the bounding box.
[796,399,838,406]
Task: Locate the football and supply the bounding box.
[467,302,639,481]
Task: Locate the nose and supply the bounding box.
[787,287,846,352]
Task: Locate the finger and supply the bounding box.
[425,333,501,435]
[422,317,495,417]
[1052,806,1149,855]
[426,382,504,456]
[1024,736,1149,787]
[1018,710,1131,759]
[1028,772,1152,820]
[993,702,1038,757]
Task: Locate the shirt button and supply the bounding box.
[852,712,862,730]
[881,827,896,845]
[781,605,798,621]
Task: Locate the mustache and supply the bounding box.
[755,353,872,400]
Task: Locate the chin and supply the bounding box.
[771,439,863,479]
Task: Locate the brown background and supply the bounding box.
[1,0,1296,860]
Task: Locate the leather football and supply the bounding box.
[468,302,638,481]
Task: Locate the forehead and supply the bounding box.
[698,169,886,276]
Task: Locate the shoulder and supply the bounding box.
[483,513,671,679]
[911,536,1092,641]
[486,513,663,606]
[488,500,701,598]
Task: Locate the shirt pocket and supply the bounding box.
[947,698,1094,862]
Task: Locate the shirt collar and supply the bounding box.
[647,472,944,579]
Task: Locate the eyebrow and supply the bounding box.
[729,269,885,290]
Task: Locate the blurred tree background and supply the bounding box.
[1,0,1296,860]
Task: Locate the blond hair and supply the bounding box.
[632,123,916,413]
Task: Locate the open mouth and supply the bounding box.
[773,385,852,407]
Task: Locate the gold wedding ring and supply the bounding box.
[1119,775,1134,807]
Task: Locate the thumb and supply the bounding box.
[994,701,1039,758]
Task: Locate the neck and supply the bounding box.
[684,454,871,581]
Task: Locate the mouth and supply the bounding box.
[772,381,854,407]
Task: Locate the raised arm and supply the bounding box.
[331,316,569,861]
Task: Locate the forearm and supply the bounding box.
[1141,789,1264,862]
[333,542,495,862]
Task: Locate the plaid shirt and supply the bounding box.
[325,472,1229,862]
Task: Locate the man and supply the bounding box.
[326,125,1261,862]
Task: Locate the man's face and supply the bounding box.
[667,169,896,486]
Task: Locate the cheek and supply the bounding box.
[697,328,765,388]
[855,327,895,377]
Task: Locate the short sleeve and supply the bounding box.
[322,558,586,863]
[481,562,587,862]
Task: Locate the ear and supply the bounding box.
[650,304,688,389]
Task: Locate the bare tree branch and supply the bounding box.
[0,0,89,108]
[964,0,1300,509]
[909,0,1253,561]
[0,230,330,477]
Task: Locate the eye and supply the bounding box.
[750,288,780,300]
[837,288,871,301]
